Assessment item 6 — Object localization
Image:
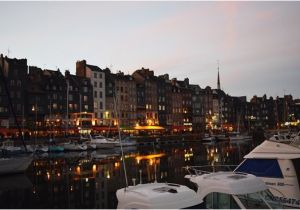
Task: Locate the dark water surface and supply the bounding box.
[0,140,254,208]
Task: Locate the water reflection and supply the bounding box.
[0,141,254,208]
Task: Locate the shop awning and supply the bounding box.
[134,125,165,130]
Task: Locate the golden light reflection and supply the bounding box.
[149,159,154,166]
[46,172,50,180]
[114,162,120,168]
[76,166,81,174]
[135,153,165,162]
[92,164,97,172]
[106,171,110,179]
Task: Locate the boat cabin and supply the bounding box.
[185,171,282,209]
[116,182,203,209]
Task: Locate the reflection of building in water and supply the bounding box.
[204,143,243,166]
[30,157,122,208]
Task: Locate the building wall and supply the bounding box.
[0,55,28,128]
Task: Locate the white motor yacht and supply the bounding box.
[235,139,300,208]
[185,170,282,209]
[116,182,203,209]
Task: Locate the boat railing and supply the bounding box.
[289,132,300,147]
[184,165,238,176]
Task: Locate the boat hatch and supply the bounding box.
[235,159,283,178]
[227,174,247,180]
[152,187,178,193]
[167,183,180,187]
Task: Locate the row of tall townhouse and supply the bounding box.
[1,53,300,135]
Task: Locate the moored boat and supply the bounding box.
[185,169,282,209]
[0,155,33,175]
[235,139,300,208]
[116,182,203,209]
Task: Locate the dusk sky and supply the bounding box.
[0,1,299,100]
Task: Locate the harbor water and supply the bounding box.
[0,140,254,208]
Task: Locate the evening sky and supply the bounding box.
[0,1,299,99]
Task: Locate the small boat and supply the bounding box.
[82,141,97,150]
[48,145,64,153]
[61,141,87,151]
[185,169,282,209]
[35,145,48,153]
[229,132,252,142]
[89,134,118,149]
[114,136,137,147]
[235,139,300,208]
[202,136,216,143]
[0,140,23,154]
[0,155,33,175]
[116,182,203,209]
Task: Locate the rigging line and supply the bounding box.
[113,89,128,189]
[0,64,27,151]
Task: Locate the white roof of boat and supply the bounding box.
[244,140,300,159]
[186,172,267,199]
[116,182,202,209]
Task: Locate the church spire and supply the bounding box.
[217,61,220,90]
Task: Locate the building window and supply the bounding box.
[68,94,73,101]
[99,91,103,98]
[100,73,102,79]
[100,102,103,109]
[53,103,58,109]
[99,82,102,88]
[84,96,88,102]
[84,105,88,110]
[83,87,88,93]
[69,104,73,110]
[94,72,97,78]
[94,91,97,97]
[94,82,97,87]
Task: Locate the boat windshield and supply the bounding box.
[236,190,282,209]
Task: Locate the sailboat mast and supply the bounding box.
[66,79,69,135]
[79,93,82,134]
[113,91,128,189]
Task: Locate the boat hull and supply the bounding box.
[0,156,33,175]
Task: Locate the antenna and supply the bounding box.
[7,48,10,57]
